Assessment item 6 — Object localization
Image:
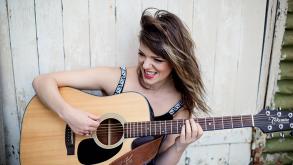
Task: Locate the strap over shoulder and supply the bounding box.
[113,66,127,95]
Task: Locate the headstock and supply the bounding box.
[254,108,293,133]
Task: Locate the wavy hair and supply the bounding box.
[138,8,209,114]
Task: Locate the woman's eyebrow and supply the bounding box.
[138,49,145,55]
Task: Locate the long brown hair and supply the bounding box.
[138,8,209,114]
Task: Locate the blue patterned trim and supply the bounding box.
[168,99,184,115]
[113,66,127,95]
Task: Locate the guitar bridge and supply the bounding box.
[65,124,75,155]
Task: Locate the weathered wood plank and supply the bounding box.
[191,128,252,146]
[266,0,288,107]
[89,0,116,67]
[257,0,278,111]
[167,0,193,32]
[115,0,142,66]
[181,144,230,165]
[0,105,5,165]
[141,0,168,11]
[233,0,266,115]
[35,0,64,73]
[192,0,221,109]
[1,0,31,164]
[212,0,242,115]
[63,0,90,70]
[7,0,39,118]
[229,143,251,164]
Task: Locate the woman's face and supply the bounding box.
[138,43,173,89]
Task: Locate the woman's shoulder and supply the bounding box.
[173,108,191,120]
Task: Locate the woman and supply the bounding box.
[33,8,209,164]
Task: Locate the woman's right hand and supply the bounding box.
[61,107,100,136]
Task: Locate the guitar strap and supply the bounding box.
[110,136,163,165]
[113,66,127,95]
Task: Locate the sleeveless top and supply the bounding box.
[113,66,184,164]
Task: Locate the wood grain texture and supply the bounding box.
[35,0,64,74]
[63,0,90,70]
[20,87,151,165]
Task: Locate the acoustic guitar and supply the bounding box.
[20,87,293,165]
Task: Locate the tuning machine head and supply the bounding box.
[266,133,274,139]
[279,132,285,138]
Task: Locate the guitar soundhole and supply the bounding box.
[96,118,123,146]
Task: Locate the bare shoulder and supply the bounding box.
[173,108,191,120]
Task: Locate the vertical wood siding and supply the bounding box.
[0,0,269,164]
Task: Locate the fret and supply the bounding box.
[213,117,215,130]
[231,116,233,128]
[251,115,255,127]
[204,118,207,131]
[214,117,223,130]
[223,116,232,129]
[129,123,131,137]
[134,122,136,137]
[206,117,214,130]
[161,122,165,134]
[242,115,253,127]
[124,123,128,138]
[241,115,243,127]
[136,122,140,136]
[232,116,242,128]
[150,122,152,136]
[160,121,162,134]
[170,121,173,134]
[222,116,224,129]
[197,118,205,131]
[144,122,148,136]
[140,122,142,137]
[164,120,167,135]
[176,120,179,133]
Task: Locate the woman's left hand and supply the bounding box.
[174,118,203,152]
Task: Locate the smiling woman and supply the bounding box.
[30,8,208,165]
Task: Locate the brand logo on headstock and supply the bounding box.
[270,117,289,125]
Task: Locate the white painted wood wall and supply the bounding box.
[0,0,270,164]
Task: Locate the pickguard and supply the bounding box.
[77,138,123,164]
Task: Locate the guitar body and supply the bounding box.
[20,87,152,165]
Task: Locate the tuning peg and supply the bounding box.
[277,107,282,111]
[266,133,273,139]
[279,132,285,138]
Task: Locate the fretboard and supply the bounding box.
[124,115,254,138]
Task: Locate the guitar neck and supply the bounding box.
[124,115,255,138]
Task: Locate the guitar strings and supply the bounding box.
[96,113,292,126]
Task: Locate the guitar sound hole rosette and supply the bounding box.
[92,113,125,149]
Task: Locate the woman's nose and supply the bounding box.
[142,58,152,69]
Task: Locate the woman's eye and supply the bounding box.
[138,52,144,56]
[154,58,163,62]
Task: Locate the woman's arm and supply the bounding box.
[32,67,121,135]
[155,111,203,165]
